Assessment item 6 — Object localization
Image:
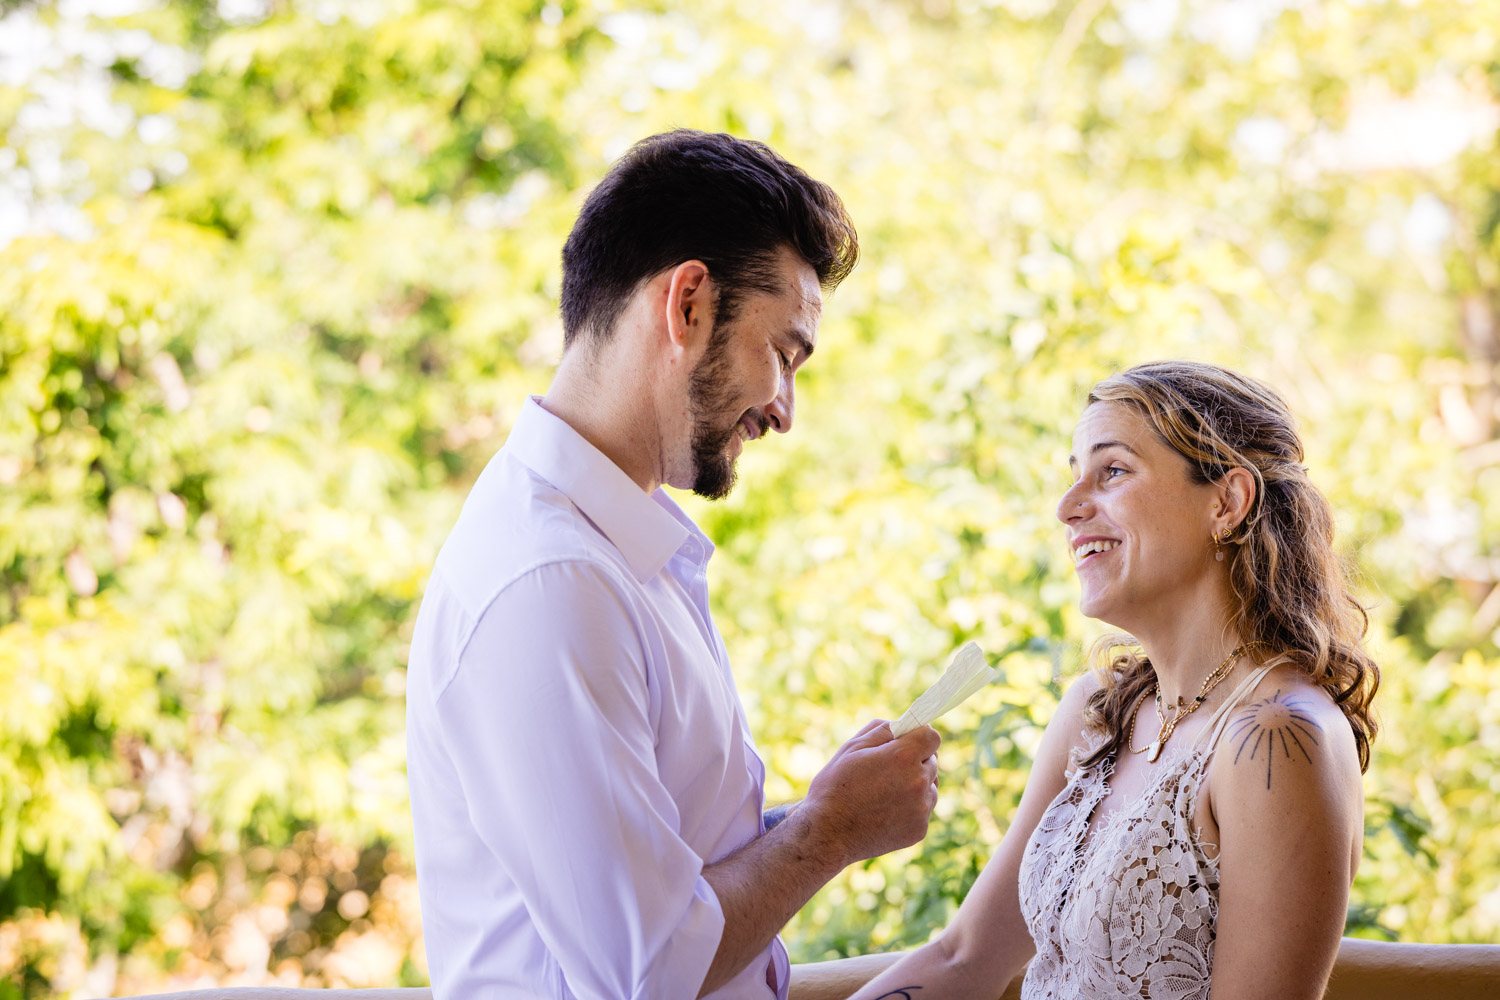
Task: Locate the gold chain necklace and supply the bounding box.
[1127,642,1264,763]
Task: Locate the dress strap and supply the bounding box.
[1193,663,1277,751]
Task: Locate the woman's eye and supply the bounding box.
[778,351,792,372]
[1104,466,1127,478]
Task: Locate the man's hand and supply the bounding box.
[799,720,941,867]
[698,721,940,995]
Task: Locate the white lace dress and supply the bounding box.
[1016,666,1274,1000]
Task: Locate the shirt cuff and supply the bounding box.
[643,875,725,1000]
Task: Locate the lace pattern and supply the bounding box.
[1017,724,1226,1000]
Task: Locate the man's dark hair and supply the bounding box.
[560,130,859,348]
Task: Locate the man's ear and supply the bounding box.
[1216,467,1258,534]
[663,260,714,352]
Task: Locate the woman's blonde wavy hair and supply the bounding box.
[1078,361,1379,772]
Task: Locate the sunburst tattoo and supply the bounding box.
[1227,689,1322,790]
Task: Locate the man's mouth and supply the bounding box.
[1073,539,1121,565]
[734,413,768,445]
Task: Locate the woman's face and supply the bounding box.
[1056,401,1222,630]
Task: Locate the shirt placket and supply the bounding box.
[674,540,783,999]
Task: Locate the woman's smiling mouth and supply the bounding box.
[1073,538,1121,564]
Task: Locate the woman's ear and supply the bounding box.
[1216,467,1258,534]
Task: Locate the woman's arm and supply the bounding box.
[1208,683,1365,1000]
[788,954,902,1000]
[791,954,1025,1000]
[829,674,1101,1000]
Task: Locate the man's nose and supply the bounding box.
[766,380,794,434]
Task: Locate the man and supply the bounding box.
[406,130,942,1000]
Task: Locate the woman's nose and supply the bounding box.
[1057,481,1089,524]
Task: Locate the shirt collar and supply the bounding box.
[506,396,701,581]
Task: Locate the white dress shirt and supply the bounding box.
[407,396,789,1000]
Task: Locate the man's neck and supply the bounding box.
[542,341,664,494]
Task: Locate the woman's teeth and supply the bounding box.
[1074,539,1120,563]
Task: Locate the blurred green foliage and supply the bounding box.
[2,0,1499,994]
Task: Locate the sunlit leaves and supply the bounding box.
[5,0,1500,992]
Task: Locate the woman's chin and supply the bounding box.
[1078,594,1130,631]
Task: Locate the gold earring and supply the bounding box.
[1214,528,1224,562]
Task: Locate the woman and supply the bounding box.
[844,361,1379,999]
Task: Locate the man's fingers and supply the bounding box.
[819,720,891,769]
[843,720,894,751]
[895,723,941,758]
[917,749,939,807]
[805,721,946,860]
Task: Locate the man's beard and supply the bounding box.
[687,324,766,500]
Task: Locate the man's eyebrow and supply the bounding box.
[787,328,815,360]
[1067,440,1140,467]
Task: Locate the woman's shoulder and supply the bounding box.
[1052,671,1104,729]
[1017,671,1112,814]
[1210,663,1361,810]
[1061,669,1107,708]
[1045,671,1112,766]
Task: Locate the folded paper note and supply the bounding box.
[890,641,996,737]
